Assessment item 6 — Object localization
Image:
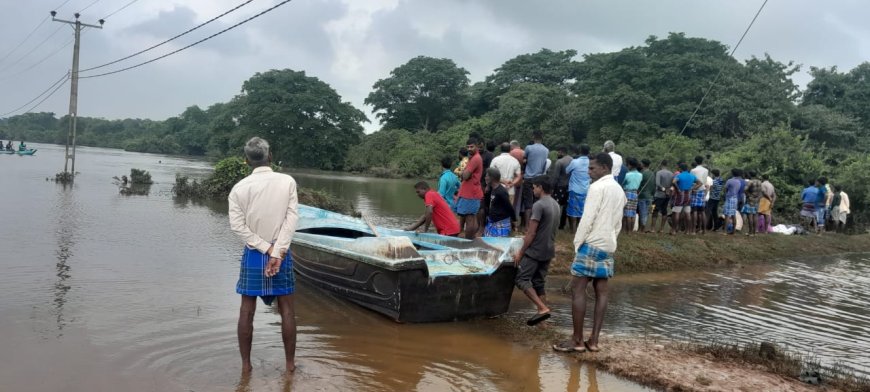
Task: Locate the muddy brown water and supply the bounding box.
[0,144,645,391]
[1,144,867,391]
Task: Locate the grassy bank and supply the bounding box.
[550,231,870,275]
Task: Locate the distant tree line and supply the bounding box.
[2,32,869,223]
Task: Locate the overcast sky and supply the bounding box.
[1,0,868,132]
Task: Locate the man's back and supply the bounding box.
[524,144,549,178]
[491,154,521,182]
[228,167,298,251]
[567,157,590,194]
[655,169,673,198]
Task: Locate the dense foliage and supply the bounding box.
[3,33,869,224]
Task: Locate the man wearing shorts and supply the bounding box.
[513,176,560,326]
[741,170,763,236]
[520,131,549,233]
[456,137,484,238]
[565,145,591,233]
[552,153,625,353]
[690,156,709,234]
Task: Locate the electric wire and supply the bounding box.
[0,25,65,74]
[0,38,74,81]
[636,0,769,196]
[102,0,140,20]
[0,0,75,68]
[0,72,70,117]
[79,0,254,73]
[78,0,103,13]
[79,0,292,79]
[24,77,70,114]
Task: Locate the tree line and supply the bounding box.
[1,32,868,223]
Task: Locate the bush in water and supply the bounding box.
[130,168,154,184]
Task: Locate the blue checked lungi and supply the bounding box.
[691,190,706,208]
[624,190,638,218]
[484,217,511,237]
[571,243,615,279]
[567,191,587,218]
[237,246,295,305]
[741,202,759,215]
[723,196,738,217]
[455,197,481,216]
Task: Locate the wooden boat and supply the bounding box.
[291,205,521,323]
[0,149,37,155]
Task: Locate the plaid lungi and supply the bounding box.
[723,196,738,217]
[484,217,511,237]
[567,191,587,218]
[672,190,691,207]
[571,243,615,279]
[237,246,295,305]
[624,190,638,217]
[691,190,706,208]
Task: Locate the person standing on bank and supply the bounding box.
[553,153,626,353]
[483,168,516,237]
[513,176,560,326]
[521,131,550,233]
[228,137,299,374]
[456,137,484,238]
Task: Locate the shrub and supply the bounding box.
[130,168,153,184]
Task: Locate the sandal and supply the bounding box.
[526,312,551,326]
[584,341,601,352]
[552,341,586,353]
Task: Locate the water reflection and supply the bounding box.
[52,185,77,336]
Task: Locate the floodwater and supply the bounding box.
[0,144,647,392]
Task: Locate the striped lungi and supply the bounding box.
[691,190,706,208]
[237,246,295,305]
[723,196,738,217]
[570,243,615,279]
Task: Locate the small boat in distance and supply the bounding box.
[291,205,521,323]
[0,149,37,155]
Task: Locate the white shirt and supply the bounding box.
[691,165,709,192]
[573,174,626,253]
[228,166,299,259]
[705,176,713,202]
[840,192,851,214]
[608,152,623,177]
[490,153,522,195]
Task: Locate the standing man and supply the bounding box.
[621,158,642,234]
[457,137,484,238]
[759,174,776,233]
[741,170,763,236]
[565,145,591,233]
[438,156,460,211]
[509,140,526,220]
[406,181,461,236]
[476,139,497,236]
[637,159,655,233]
[490,142,523,206]
[800,181,819,232]
[671,162,701,235]
[707,169,724,231]
[832,185,850,233]
[521,131,549,233]
[652,160,674,234]
[553,153,626,353]
[603,140,623,178]
[690,156,709,234]
[228,137,299,374]
[513,177,560,326]
[723,169,743,235]
[815,177,828,234]
[551,145,574,231]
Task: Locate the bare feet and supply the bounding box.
[242,363,253,374]
[584,340,601,352]
[286,361,296,373]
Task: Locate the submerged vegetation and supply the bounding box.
[172,157,356,216]
[129,168,153,184]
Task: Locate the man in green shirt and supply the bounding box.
[637,159,655,233]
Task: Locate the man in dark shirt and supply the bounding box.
[476,140,497,236]
[551,145,573,231]
[513,176,560,326]
[637,159,655,233]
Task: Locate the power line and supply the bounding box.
[0,72,70,117]
[0,38,74,81]
[80,0,291,79]
[80,0,253,73]
[102,0,140,20]
[637,0,768,195]
[24,77,70,114]
[0,0,75,67]
[78,0,103,13]
[0,25,65,74]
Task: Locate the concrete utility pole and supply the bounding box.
[52,11,103,178]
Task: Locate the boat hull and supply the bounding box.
[1,149,37,155]
[291,240,518,323]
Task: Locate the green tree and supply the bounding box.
[233,69,367,170]
[365,56,470,132]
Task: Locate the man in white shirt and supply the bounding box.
[228,137,300,374]
[489,142,522,205]
[603,140,622,178]
[689,156,710,234]
[553,152,626,354]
